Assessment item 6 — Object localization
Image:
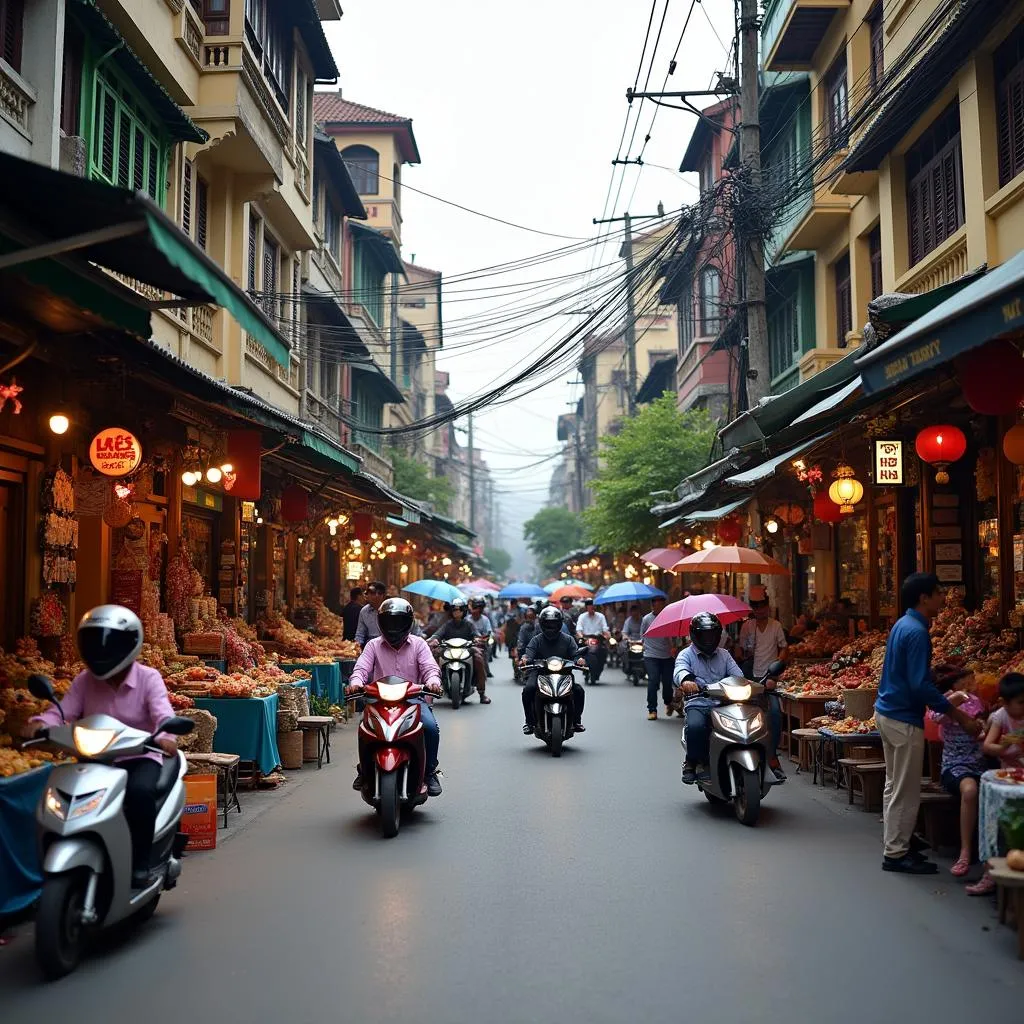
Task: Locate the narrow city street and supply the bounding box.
[1,656,1020,1017]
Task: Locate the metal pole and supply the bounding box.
[623,211,638,417]
[389,272,400,385]
[739,0,770,406]
[573,421,585,512]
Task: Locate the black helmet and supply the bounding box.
[689,611,723,656]
[470,597,486,610]
[450,597,468,616]
[78,604,143,679]
[538,606,563,639]
[378,597,414,649]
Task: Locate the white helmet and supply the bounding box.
[77,605,144,679]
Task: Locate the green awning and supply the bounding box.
[300,429,360,473]
[873,269,987,324]
[858,247,1024,395]
[0,150,291,367]
[71,0,207,143]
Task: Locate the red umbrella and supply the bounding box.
[644,593,752,639]
[641,547,688,570]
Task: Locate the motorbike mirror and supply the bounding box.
[157,715,196,736]
[27,674,63,720]
[765,660,785,679]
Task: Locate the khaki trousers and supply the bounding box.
[876,713,925,860]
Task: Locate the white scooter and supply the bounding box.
[25,674,195,979]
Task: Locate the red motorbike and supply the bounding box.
[347,676,432,838]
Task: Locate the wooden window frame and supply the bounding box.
[699,266,721,335]
[868,226,883,299]
[995,19,1024,188]
[768,287,799,380]
[247,209,260,294]
[182,159,209,251]
[825,50,849,149]
[343,145,380,196]
[834,252,852,346]
[190,0,229,36]
[60,16,84,137]
[905,102,964,267]
[868,4,884,93]
[0,0,25,73]
[678,283,694,353]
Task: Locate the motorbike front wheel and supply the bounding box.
[449,676,462,710]
[733,767,761,826]
[548,715,564,757]
[379,771,401,838]
[35,871,91,979]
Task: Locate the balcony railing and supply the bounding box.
[350,442,394,486]
[896,229,969,296]
[0,60,35,140]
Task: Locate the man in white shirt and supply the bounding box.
[737,585,788,782]
[576,598,610,682]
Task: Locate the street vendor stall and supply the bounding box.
[0,764,53,918]
[280,661,342,704]
[192,693,281,777]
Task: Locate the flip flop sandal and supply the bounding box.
[966,875,995,896]
[950,857,971,877]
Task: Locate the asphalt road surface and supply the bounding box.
[2,654,1021,1018]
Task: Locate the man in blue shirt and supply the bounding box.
[875,573,982,875]
[641,596,676,721]
[674,613,745,785]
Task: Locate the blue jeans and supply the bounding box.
[413,697,440,773]
[644,657,675,712]
[766,691,782,761]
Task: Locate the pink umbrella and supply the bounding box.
[464,578,500,592]
[643,593,752,639]
[640,547,689,570]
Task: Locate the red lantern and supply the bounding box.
[717,515,743,544]
[915,425,967,484]
[225,430,262,500]
[956,339,1024,415]
[280,484,309,523]
[813,490,842,523]
[350,512,373,543]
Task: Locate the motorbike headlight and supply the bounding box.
[721,683,752,702]
[538,675,556,697]
[73,726,117,757]
[44,786,68,821]
[556,677,573,697]
[609,638,617,646]
[711,710,763,739]
[70,789,108,819]
[631,643,644,653]
[546,658,563,672]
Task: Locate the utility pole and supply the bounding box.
[467,411,476,534]
[592,205,663,418]
[389,272,400,387]
[739,0,770,407]
[572,422,586,513]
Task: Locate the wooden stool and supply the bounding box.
[791,729,822,784]
[916,790,956,852]
[297,716,333,769]
[185,752,242,827]
[988,858,1024,960]
[849,761,886,812]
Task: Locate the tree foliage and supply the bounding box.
[582,394,717,553]
[484,547,512,577]
[523,506,584,566]
[389,451,454,515]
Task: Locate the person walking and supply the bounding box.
[354,581,387,646]
[341,587,364,642]
[641,595,675,720]
[875,573,982,875]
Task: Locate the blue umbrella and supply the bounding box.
[543,578,594,593]
[593,581,666,605]
[497,582,549,599]
[402,579,465,603]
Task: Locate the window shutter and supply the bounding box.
[182,159,193,237]
[196,175,208,251]
[1,0,24,72]
[292,258,300,344]
[295,71,306,149]
[100,91,116,179]
[247,212,258,293]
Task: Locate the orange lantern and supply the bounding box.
[773,502,805,527]
[1003,423,1024,465]
[915,425,967,484]
[813,490,842,524]
[717,515,743,544]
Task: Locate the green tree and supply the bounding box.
[582,394,716,553]
[523,506,584,566]
[484,547,512,577]
[389,451,454,515]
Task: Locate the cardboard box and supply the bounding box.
[181,773,218,850]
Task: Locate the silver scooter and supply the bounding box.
[25,674,195,979]
[680,660,784,826]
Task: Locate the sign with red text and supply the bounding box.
[89,428,142,477]
[873,440,903,486]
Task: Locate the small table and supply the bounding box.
[979,770,1024,862]
[297,715,333,769]
[185,752,242,827]
[778,693,832,759]
[817,729,882,788]
[193,694,281,776]
[988,858,1024,960]
[791,728,823,784]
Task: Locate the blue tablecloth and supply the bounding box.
[337,659,356,683]
[201,658,227,673]
[0,764,52,917]
[281,662,341,704]
[194,693,280,775]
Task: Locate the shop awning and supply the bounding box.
[70,0,207,143]
[791,380,861,426]
[356,473,423,525]
[856,247,1024,395]
[386,516,409,528]
[670,496,751,529]
[350,222,405,275]
[0,152,291,367]
[723,435,829,487]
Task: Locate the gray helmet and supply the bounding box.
[78,605,143,679]
[450,597,468,617]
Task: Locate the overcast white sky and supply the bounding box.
[323,1,736,574]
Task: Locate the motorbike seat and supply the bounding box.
[154,754,180,799]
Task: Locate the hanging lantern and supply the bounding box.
[915,425,967,484]
[350,512,373,543]
[280,484,309,523]
[813,490,842,523]
[827,463,864,514]
[773,502,805,526]
[956,339,1024,415]
[717,515,743,545]
[1003,423,1024,466]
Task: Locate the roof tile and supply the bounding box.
[313,91,411,125]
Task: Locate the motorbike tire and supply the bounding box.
[379,771,401,838]
[130,895,160,926]
[450,678,462,710]
[734,767,761,826]
[703,790,725,805]
[549,715,564,757]
[35,871,90,979]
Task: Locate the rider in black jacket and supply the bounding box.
[521,607,586,734]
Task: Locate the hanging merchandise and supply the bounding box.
[956,339,1024,415]
[30,592,67,637]
[40,468,78,586]
[915,425,967,484]
[0,377,23,414]
[773,502,806,527]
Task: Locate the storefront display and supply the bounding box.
[836,514,869,615]
[875,498,897,623]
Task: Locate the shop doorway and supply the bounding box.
[0,474,26,648]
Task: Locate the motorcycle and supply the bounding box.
[347,676,432,838]
[623,641,646,686]
[24,674,195,979]
[579,634,607,684]
[521,657,588,757]
[680,660,785,826]
[438,637,475,709]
